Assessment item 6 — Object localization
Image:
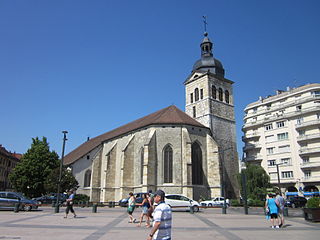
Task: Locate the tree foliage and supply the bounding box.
[9,137,78,198]
[238,163,272,201]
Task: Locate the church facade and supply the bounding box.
[64,32,239,202]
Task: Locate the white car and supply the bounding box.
[165,194,200,212]
[200,197,230,207]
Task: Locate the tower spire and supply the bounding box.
[203,15,208,34]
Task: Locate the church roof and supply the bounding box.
[64,105,206,165]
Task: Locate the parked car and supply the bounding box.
[33,193,68,205]
[118,192,147,207]
[285,196,307,208]
[200,197,230,207]
[0,191,39,211]
[165,194,200,212]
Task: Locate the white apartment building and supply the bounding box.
[242,83,320,197]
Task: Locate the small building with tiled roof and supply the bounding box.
[66,105,221,202]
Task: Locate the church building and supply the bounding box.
[64,31,239,202]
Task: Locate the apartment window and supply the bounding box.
[277,121,286,128]
[252,117,257,122]
[266,103,271,110]
[268,160,276,166]
[317,113,320,119]
[253,107,257,113]
[297,117,304,125]
[265,135,274,143]
[190,93,193,103]
[304,170,311,179]
[278,145,290,153]
[281,158,291,165]
[296,105,302,111]
[298,130,305,136]
[312,91,320,97]
[265,124,273,131]
[269,172,278,180]
[281,171,293,179]
[277,132,288,140]
[302,156,309,164]
[200,89,203,99]
[267,147,274,155]
[193,106,196,118]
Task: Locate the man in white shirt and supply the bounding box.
[147,190,172,240]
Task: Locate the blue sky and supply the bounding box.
[1,0,319,157]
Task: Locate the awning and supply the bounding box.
[304,192,320,196]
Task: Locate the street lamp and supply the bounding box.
[218,146,233,214]
[55,131,68,213]
[275,163,283,195]
[241,161,248,215]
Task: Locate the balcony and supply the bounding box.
[243,106,320,130]
[301,176,320,183]
[297,133,320,142]
[300,161,320,169]
[296,119,320,129]
[242,132,260,141]
[299,147,320,155]
[244,154,263,162]
[243,143,262,151]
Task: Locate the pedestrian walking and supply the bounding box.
[147,189,172,240]
[136,193,151,227]
[147,191,154,221]
[127,192,136,223]
[265,193,280,228]
[64,190,76,218]
[276,192,285,227]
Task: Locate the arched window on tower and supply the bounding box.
[218,88,223,101]
[84,169,91,187]
[195,88,199,101]
[140,148,144,184]
[163,145,173,183]
[212,86,216,99]
[225,90,230,104]
[191,142,203,185]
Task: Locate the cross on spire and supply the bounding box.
[202,15,208,33]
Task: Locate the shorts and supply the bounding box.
[142,206,148,214]
[127,206,135,214]
[270,213,278,219]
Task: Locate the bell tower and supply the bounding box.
[184,31,239,198]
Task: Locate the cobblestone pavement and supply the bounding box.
[0,206,319,240]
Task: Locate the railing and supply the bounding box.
[297,133,320,142]
[244,154,262,162]
[295,119,320,129]
[299,147,320,155]
[300,161,320,169]
[242,132,260,140]
[243,143,261,151]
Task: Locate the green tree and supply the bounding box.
[238,163,272,201]
[9,137,60,198]
[44,167,78,193]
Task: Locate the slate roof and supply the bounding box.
[64,105,207,165]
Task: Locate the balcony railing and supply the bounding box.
[299,147,320,155]
[301,176,320,182]
[244,154,262,162]
[297,133,320,142]
[295,119,320,129]
[244,95,320,120]
[243,143,262,151]
[243,106,320,129]
[242,132,260,141]
[300,161,320,169]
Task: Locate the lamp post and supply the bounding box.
[275,163,283,195]
[55,131,68,213]
[219,146,233,214]
[241,161,248,215]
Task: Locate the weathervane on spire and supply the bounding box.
[203,15,208,35]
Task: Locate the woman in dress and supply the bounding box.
[136,193,151,227]
[127,192,136,223]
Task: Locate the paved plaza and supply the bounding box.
[0,206,319,240]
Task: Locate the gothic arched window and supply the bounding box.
[191,142,203,185]
[163,145,173,183]
[225,90,230,104]
[84,169,91,187]
[195,88,199,101]
[218,88,223,101]
[140,148,144,184]
[212,86,216,99]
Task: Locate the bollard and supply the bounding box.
[189,205,194,214]
[92,204,98,213]
[283,207,289,217]
[14,203,20,213]
[109,201,113,208]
